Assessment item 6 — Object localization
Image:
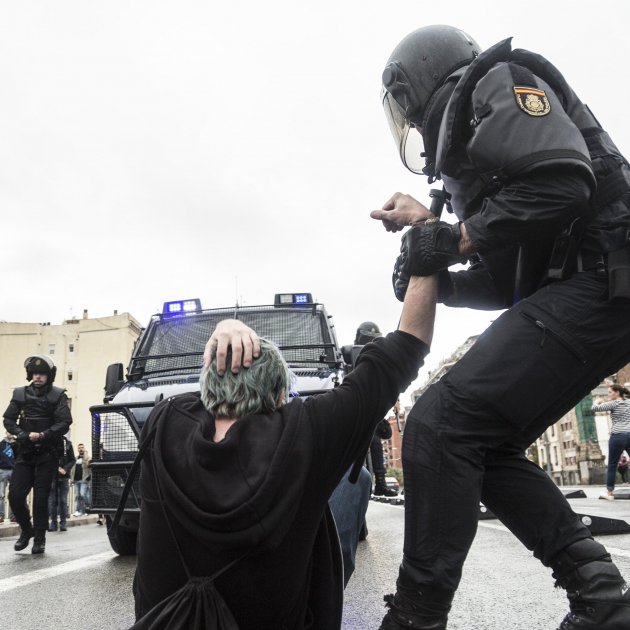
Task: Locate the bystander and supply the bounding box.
[48,436,76,531]
[72,443,91,516]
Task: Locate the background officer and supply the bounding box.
[372,25,630,630]
[354,322,399,497]
[3,355,73,554]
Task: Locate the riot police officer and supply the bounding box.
[372,26,630,630]
[3,355,73,554]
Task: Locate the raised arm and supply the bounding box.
[398,275,438,346]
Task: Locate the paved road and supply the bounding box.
[1,486,630,629]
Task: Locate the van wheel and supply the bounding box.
[105,516,138,555]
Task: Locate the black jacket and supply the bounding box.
[431,39,630,309]
[54,437,76,479]
[3,384,73,457]
[134,330,428,630]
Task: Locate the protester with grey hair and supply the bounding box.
[132,275,438,630]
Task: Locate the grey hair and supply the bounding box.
[199,338,292,419]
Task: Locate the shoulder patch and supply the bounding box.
[513,86,551,116]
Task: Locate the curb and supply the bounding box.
[0,514,100,538]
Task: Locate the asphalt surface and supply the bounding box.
[346,486,630,629]
[1,486,630,629]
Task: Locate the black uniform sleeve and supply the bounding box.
[63,441,77,475]
[305,330,428,484]
[464,168,593,255]
[438,263,510,310]
[3,397,22,436]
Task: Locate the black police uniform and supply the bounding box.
[3,383,73,534]
[384,37,630,629]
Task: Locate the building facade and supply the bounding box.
[382,405,406,473]
[0,310,142,450]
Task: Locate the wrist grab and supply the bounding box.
[392,220,467,301]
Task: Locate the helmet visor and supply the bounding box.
[382,88,425,175]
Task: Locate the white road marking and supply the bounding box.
[0,551,115,593]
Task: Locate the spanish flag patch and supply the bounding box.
[513,86,551,116]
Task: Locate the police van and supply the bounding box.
[90,293,351,554]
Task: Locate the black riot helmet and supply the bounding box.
[355,321,382,345]
[381,25,481,174]
[24,354,57,384]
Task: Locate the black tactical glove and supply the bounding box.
[392,219,467,301]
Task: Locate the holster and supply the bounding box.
[546,218,582,282]
[608,239,630,300]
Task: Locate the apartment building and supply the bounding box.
[0,310,142,449]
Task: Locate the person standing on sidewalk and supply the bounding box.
[48,436,75,531]
[3,355,72,554]
[71,443,91,516]
[594,384,630,500]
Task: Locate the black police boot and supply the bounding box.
[31,530,46,555]
[553,538,630,629]
[379,574,453,630]
[374,472,398,497]
[14,525,35,551]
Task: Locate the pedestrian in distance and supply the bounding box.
[373,24,630,630]
[71,443,91,516]
[594,384,630,501]
[3,355,73,554]
[48,435,76,531]
[132,274,438,630]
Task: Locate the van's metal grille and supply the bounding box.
[131,305,337,378]
[91,466,141,511]
[92,410,139,461]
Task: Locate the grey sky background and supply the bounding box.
[2,1,629,402]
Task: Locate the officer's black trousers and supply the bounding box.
[9,450,57,531]
[401,270,630,592]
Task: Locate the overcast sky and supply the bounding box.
[2,1,629,402]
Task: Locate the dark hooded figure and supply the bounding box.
[133,275,438,629]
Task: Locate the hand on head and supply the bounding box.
[204,319,260,376]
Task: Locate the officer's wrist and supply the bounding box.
[457,222,475,256]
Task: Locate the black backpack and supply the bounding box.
[109,400,246,630]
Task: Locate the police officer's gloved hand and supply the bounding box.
[392,219,467,301]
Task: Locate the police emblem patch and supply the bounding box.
[513,86,551,116]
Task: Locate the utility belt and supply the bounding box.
[546,218,630,299]
[576,250,607,273]
[569,247,630,300]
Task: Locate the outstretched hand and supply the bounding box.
[204,319,260,376]
[370,192,433,232]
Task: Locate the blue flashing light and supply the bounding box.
[274,293,313,308]
[162,298,202,316]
